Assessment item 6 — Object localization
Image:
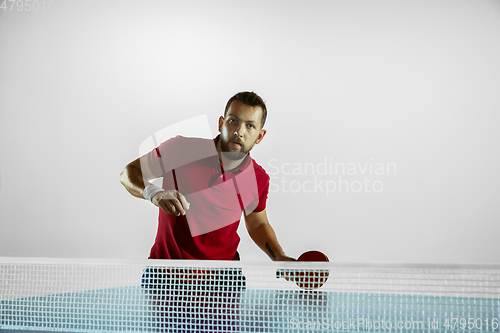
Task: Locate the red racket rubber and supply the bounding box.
[276,250,330,290]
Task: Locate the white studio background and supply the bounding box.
[1,0,499,264]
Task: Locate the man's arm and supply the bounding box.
[119,155,190,216]
[244,208,295,261]
[119,156,155,198]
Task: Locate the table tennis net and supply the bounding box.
[1,258,499,332]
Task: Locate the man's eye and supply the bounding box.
[247,124,255,129]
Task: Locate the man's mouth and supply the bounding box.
[231,141,242,147]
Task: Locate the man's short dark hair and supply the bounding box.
[224,91,267,129]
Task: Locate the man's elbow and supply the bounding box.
[245,219,268,232]
[119,165,130,186]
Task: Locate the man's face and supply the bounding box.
[218,100,266,161]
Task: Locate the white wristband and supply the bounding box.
[143,184,165,203]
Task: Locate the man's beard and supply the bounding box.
[220,137,254,161]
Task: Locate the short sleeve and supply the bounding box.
[144,136,181,178]
[253,177,269,213]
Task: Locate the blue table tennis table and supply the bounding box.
[1,259,499,333]
[2,285,499,332]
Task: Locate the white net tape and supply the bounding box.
[1,258,499,332]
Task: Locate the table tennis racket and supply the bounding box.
[276,250,329,290]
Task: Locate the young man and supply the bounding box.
[120,92,294,262]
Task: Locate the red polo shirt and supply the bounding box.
[146,135,270,260]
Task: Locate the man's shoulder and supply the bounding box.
[166,135,216,153]
[249,157,270,183]
[169,135,213,145]
[158,136,217,169]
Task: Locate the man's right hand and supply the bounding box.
[152,190,190,216]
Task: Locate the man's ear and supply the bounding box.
[218,116,224,132]
[256,129,267,144]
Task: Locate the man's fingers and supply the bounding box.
[180,197,190,210]
[171,198,185,216]
[154,190,190,216]
[158,201,175,215]
[160,198,185,216]
[175,191,190,210]
[158,199,180,216]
